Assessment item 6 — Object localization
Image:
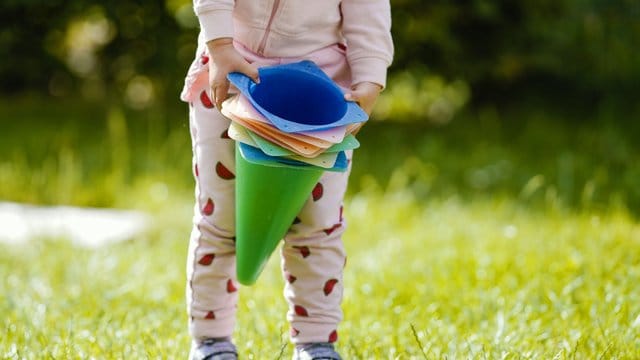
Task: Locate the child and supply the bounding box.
[180,1,393,358]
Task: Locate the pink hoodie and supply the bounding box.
[192,0,394,88]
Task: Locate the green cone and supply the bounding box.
[235,143,323,285]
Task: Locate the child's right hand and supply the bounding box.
[207,38,260,109]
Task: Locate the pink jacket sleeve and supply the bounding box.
[193,0,235,43]
[340,0,394,88]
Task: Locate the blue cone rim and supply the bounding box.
[228,60,368,133]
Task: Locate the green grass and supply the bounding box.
[2,98,640,212]
[1,193,639,358]
[1,98,640,358]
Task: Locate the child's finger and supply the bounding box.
[240,62,260,84]
[344,92,359,103]
[214,80,230,109]
[346,88,377,115]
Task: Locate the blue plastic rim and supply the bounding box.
[228,60,368,133]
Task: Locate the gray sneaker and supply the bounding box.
[292,343,342,360]
[190,338,238,360]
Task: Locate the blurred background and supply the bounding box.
[1,0,639,212]
[2,1,640,357]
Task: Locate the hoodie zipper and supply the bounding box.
[257,0,282,55]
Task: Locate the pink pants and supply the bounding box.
[181,42,352,345]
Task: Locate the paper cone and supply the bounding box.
[235,143,323,285]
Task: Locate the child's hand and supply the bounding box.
[344,82,383,115]
[207,38,260,109]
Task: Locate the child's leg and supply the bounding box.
[186,91,239,341]
[281,162,351,345]
[276,42,353,346]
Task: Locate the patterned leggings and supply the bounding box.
[183,42,352,345]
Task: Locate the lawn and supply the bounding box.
[1,98,639,358]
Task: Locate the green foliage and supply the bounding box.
[1,0,638,118]
[353,104,640,213]
[389,0,640,104]
[2,98,640,213]
[0,98,192,208]
[374,68,470,124]
[0,0,197,108]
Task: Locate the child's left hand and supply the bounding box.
[344,82,383,115]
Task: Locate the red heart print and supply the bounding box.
[312,183,323,201]
[323,278,339,296]
[293,246,310,258]
[216,162,235,180]
[294,305,308,317]
[323,223,341,235]
[226,279,238,293]
[202,198,214,215]
[198,253,215,265]
[286,273,297,284]
[200,91,214,109]
[328,330,338,343]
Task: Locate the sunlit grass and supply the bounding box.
[3,98,640,212]
[1,190,639,358]
[2,98,640,358]
[341,189,640,358]
[0,99,192,208]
